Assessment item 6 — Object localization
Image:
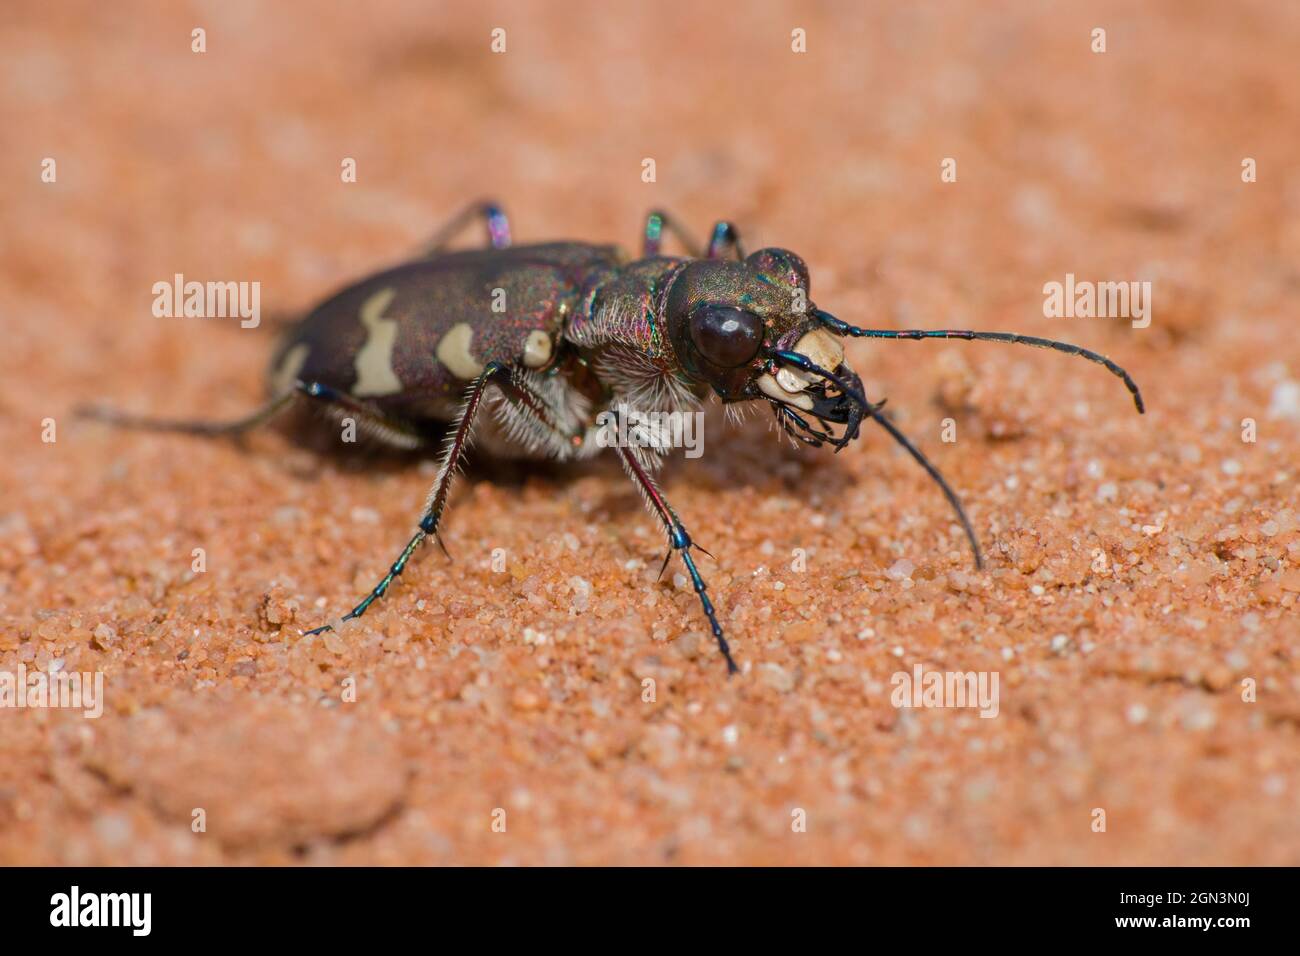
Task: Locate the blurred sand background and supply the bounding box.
[1,0,1298,864]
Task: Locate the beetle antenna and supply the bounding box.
[812,310,1144,414]
[771,349,983,570]
[865,402,983,570]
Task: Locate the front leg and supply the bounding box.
[613,439,738,675]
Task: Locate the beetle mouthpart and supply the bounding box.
[775,365,812,393]
[791,327,844,376]
[772,327,846,391]
[757,372,815,410]
[759,328,848,410]
[807,363,866,443]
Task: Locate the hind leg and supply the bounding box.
[75,380,426,449]
[76,391,297,437]
[418,201,511,256]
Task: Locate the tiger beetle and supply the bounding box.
[81,202,1145,675]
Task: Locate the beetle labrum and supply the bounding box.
[82,202,1145,674]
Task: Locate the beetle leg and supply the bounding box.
[76,380,425,449]
[642,210,703,258]
[642,211,744,261]
[614,441,739,675]
[704,220,745,260]
[773,403,834,448]
[75,391,297,437]
[418,200,511,256]
[304,362,508,636]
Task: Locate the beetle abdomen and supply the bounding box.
[269,243,621,419]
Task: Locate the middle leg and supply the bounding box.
[305,362,508,635]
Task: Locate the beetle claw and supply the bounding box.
[433,531,452,561]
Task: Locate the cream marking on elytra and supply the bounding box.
[271,343,310,397]
[436,322,485,379]
[352,287,403,397]
[523,329,553,368]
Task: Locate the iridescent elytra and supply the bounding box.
[81,202,1145,674]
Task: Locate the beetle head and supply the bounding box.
[665,247,865,447]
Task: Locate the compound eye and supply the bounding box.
[688,306,763,368]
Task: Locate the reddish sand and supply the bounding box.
[1,1,1297,864]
